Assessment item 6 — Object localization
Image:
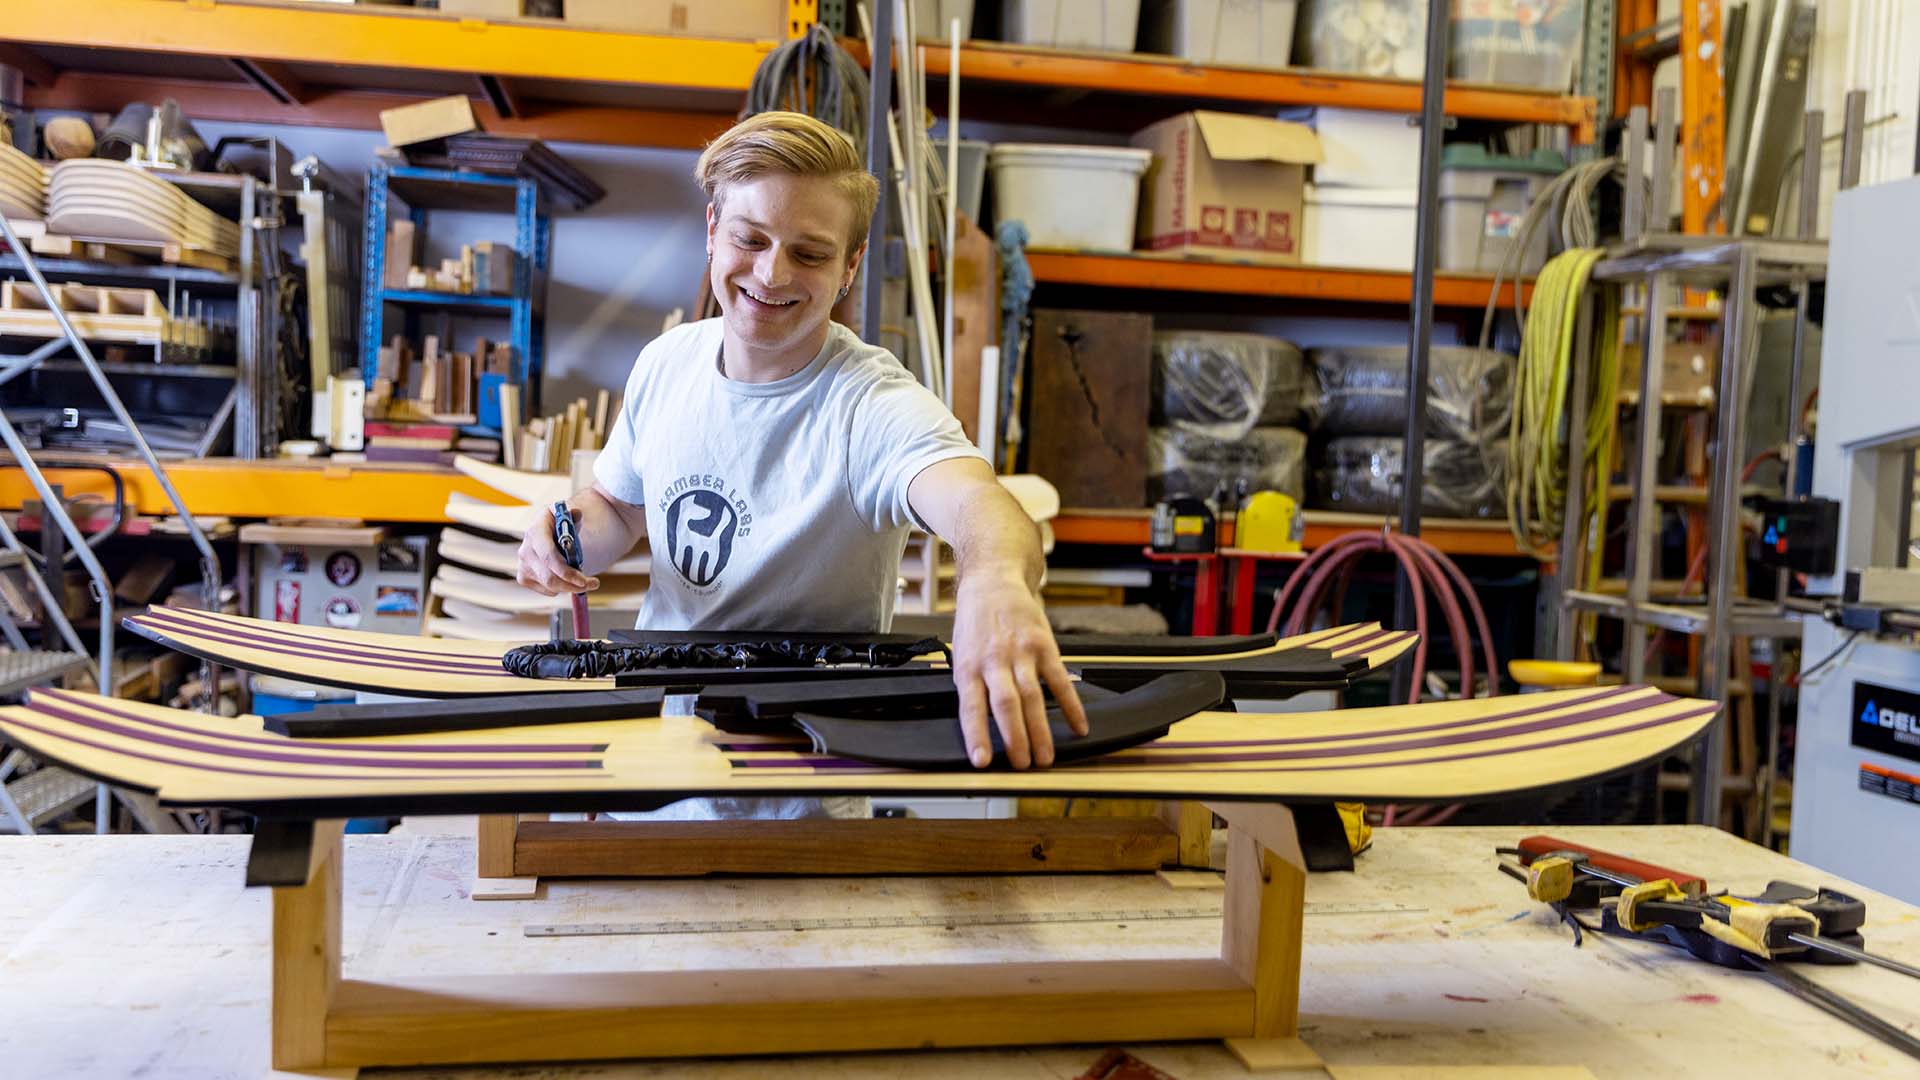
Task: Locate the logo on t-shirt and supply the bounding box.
[664,487,741,588]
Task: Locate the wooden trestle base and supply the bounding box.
[472,800,1220,882]
[272,804,1318,1072]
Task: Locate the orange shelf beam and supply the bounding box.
[922,43,1599,143]
[0,0,775,94]
[0,460,513,525]
[1026,252,1533,308]
[1052,510,1538,559]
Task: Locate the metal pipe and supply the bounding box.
[0,184,224,623]
[1391,0,1451,699]
[1555,291,1597,659]
[860,0,894,345]
[0,408,114,696]
[1696,247,1761,824]
[1650,88,1676,235]
[1796,110,1823,239]
[1841,88,1868,191]
[1624,105,1649,244]
[1624,273,1672,686]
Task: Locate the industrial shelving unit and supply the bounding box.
[359,161,550,422]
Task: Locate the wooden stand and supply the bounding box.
[473,801,1219,884]
[272,805,1317,1072]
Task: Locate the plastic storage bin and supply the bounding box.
[1141,0,1298,69]
[1002,0,1142,51]
[1450,0,1585,91]
[950,138,989,223]
[914,0,977,39]
[1437,146,1566,274]
[1281,107,1418,188]
[1294,0,1426,78]
[1301,183,1416,270]
[989,143,1152,251]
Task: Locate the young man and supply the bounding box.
[519,111,1085,770]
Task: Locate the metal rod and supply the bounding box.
[1623,274,1671,686]
[1841,89,1868,191]
[1555,289,1597,660]
[1785,933,1920,981]
[1696,247,1760,824]
[1649,88,1676,235]
[1624,105,1649,244]
[1752,958,1920,1062]
[1390,0,1451,698]
[1796,110,1823,239]
[0,515,91,666]
[860,0,894,345]
[0,211,225,628]
[0,408,114,696]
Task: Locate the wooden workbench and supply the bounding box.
[1,825,1915,1077]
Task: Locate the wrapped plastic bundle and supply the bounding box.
[1151,330,1305,439]
[1304,345,1514,444]
[1147,426,1307,504]
[1296,0,1429,79]
[1310,436,1509,519]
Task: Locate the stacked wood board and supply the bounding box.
[46,160,239,261]
[427,454,648,639]
[898,476,1059,615]
[0,142,48,223]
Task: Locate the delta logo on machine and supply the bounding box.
[1853,680,1920,763]
[660,474,753,590]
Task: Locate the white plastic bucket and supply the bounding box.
[989,143,1153,252]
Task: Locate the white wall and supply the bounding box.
[1809,0,1919,231]
[191,121,711,406]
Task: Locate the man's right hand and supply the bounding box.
[516,505,601,597]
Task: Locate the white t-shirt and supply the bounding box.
[594,316,983,633]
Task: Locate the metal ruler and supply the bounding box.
[524,901,1422,938]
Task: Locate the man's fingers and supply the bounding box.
[1013,662,1052,767]
[1043,659,1090,737]
[954,672,993,769]
[984,669,1031,770]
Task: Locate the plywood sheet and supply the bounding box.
[1025,309,1152,509]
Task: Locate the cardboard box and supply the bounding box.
[1133,111,1321,265]
[564,0,787,39]
[379,95,478,149]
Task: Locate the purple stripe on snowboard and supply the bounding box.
[35,691,606,755]
[134,611,516,677]
[1,713,604,785]
[1093,690,1678,766]
[137,609,518,669]
[23,700,604,772]
[1149,685,1637,749]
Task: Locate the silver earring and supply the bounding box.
[838,284,850,299]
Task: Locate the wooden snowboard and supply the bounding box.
[0,683,1715,817]
[122,607,1416,698]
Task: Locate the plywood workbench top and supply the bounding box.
[0,825,1913,1078]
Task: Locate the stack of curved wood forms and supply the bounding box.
[47,160,238,260]
[427,455,649,639]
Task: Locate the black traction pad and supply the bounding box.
[269,688,666,738]
[794,672,1228,769]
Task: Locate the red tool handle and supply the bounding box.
[1516,835,1708,896]
[569,592,589,641]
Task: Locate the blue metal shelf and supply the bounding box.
[379,289,519,311]
[360,162,552,415]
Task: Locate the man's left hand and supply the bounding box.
[948,573,1089,770]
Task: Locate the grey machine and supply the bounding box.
[1792,174,1920,902]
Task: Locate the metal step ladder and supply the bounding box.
[0,207,225,834]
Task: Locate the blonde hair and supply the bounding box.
[696,112,881,258]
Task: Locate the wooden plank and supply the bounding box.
[321,961,1252,1066]
[1220,824,1307,1039]
[513,818,1182,877]
[1025,309,1152,509]
[946,216,996,443]
[1161,800,1215,868]
[475,813,519,877]
[270,819,343,1070]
